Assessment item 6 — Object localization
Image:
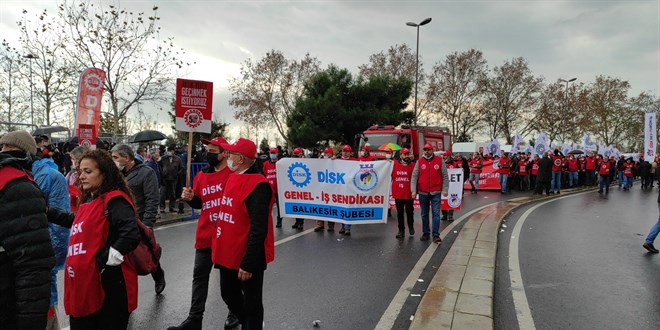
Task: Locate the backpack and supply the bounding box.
[103,196,162,276]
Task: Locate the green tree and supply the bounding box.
[287,66,413,148]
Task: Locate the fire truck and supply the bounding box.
[358,125,452,160]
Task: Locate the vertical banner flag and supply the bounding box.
[510,132,522,154]
[534,132,549,157]
[441,168,464,210]
[487,138,500,156]
[583,133,597,153]
[75,68,106,149]
[645,112,656,159]
[276,158,392,224]
[561,143,572,156]
[175,79,213,133]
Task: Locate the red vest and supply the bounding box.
[192,167,231,249]
[64,191,138,317]
[261,160,278,195]
[531,160,539,175]
[551,155,563,172]
[358,155,374,161]
[586,157,596,170]
[599,162,611,175]
[498,158,511,175]
[469,159,482,174]
[0,166,32,190]
[417,156,443,193]
[567,158,579,172]
[623,163,633,177]
[68,185,82,212]
[518,161,528,175]
[391,161,414,200]
[445,160,458,169]
[212,173,275,270]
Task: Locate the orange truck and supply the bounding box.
[358,125,452,160]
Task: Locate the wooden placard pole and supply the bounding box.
[185,131,193,189]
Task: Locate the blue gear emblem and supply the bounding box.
[288,162,312,188]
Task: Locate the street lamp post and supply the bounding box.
[24,54,37,127]
[406,17,432,126]
[559,77,577,141]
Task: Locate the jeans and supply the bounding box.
[645,203,660,244]
[568,171,578,187]
[189,248,214,319]
[551,171,562,192]
[599,175,610,193]
[618,171,624,187]
[419,193,441,236]
[499,174,508,193]
[624,176,632,189]
[220,266,265,330]
[469,173,480,190]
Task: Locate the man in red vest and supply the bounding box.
[498,152,512,194]
[315,147,337,232]
[338,145,357,235]
[214,138,274,330]
[169,137,239,330]
[358,145,374,161]
[392,148,415,238]
[550,149,564,194]
[468,152,483,193]
[262,147,282,228]
[411,144,449,243]
[598,157,612,194]
[585,152,597,186]
[442,150,458,222]
[0,130,55,329]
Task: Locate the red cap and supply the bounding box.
[361,145,370,152]
[443,150,452,156]
[341,145,352,151]
[323,147,334,154]
[401,148,410,155]
[423,143,433,150]
[201,137,228,148]
[269,147,278,154]
[42,148,50,157]
[293,147,303,155]
[220,138,257,159]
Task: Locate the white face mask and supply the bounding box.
[361,151,368,157]
[114,161,125,171]
[227,157,241,172]
[385,154,392,159]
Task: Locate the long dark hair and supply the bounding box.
[78,149,136,205]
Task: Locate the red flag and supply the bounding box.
[75,68,105,149]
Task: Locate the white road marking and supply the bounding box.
[374,202,499,330]
[275,228,315,246]
[509,191,592,330]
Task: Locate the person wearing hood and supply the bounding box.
[32,135,72,329]
[0,130,56,329]
[411,144,449,243]
[111,144,166,294]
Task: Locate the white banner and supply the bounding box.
[645,112,656,159]
[276,158,393,224]
[441,168,464,211]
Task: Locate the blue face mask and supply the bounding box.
[269,154,277,160]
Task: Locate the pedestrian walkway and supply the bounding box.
[409,188,588,329]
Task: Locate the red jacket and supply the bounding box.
[551,155,563,172]
[567,158,579,172]
[498,157,512,175]
[586,156,596,170]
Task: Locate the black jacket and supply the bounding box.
[0,151,55,330]
[124,161,160,227]
[537,156,553,181]
[241,164,272,273]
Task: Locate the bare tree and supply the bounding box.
[0,40,28,131]
[229,50,321,145]
[482,57,543,143]
[18,8,77,126]
[585,76,635,147]
[427,49,487,142]
[58,1,190,139]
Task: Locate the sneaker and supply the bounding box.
[433,236,442,244]
[314,226,324,232]
[225,311,240,329]
[396,231,404,239]
[420,233,430,241]
[448,217,454,222]
[338,228,346,234]
[167,317,202,330]
[344,229,351,236]
[643,243,659,253]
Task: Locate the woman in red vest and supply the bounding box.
[392,148,415,239]
[47,149,140,329]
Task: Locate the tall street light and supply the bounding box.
[406,17,432,126]
[559,77,577,141]
[24,54,37,127]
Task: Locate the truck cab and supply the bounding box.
[359,125,452,160]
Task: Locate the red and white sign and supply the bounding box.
[441,168,463,210]
[463,159,502,190]
[175,79,213,133]
[75,68,105,149]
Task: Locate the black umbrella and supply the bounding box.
[568,150,584,155]
[127,130,167,143]
[32,126,70,136]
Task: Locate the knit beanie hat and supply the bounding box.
[0,130,38,156]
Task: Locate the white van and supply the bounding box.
[451,142,490,156]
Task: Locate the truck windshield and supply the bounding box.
[361,133,399,149]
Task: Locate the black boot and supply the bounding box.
[167,317,202,330]
[396,230,404,239]
[225,311,240,329]
[152,266,166,294]
[276,217,282,228]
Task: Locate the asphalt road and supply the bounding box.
[495,185,660,330]
[55,190,513,329]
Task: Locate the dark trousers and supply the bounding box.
[530,175,537,190]
[69,266,129,330]
[188,248,214,319]
[535,179,550,195]
[586,170,595,185]
[395,199,414,231]
[219,266,265,330]
[161,180,177,208]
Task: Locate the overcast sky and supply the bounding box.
[1,0,658,141]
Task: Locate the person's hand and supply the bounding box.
[238,268,252,281]
[181,187,194,201]
[442,191,448,197]
[411,192,417,200]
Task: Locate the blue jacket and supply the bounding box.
[32,158,70,306]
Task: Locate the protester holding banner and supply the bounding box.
[291,148,307,231]
[338,145,358,235]
[392,148,415,238]
[468,152,483,193]
[359,145,375,161]
[213,138,274,330]
[411,144,449,243]
[314,147,338,232]
[170,137,239,330]
[442,151,458,222]
[263,147,283,228]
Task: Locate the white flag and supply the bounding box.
[644,112,656,159]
